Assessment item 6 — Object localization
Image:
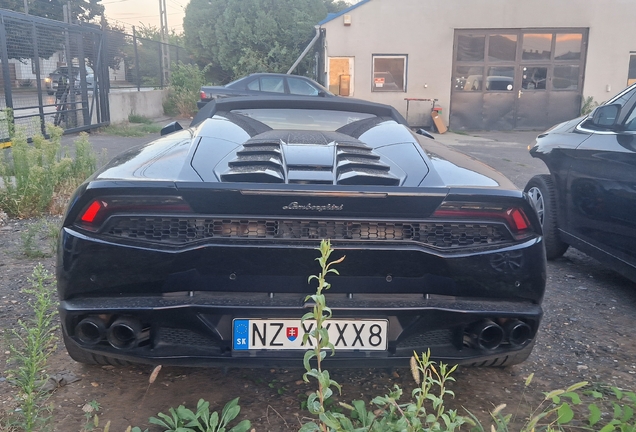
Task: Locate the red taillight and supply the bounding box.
[200,91,207,100]
[75,196,192,231]
[508,208,529,231]
[80,200,103,223]
[432,202,534,237]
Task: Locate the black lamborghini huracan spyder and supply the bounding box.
[57,96,546,367]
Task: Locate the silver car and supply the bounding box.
[45,65,94,95]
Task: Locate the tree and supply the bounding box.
[0,0,104,23]
[324,0,350,13]
[184,0,329,83]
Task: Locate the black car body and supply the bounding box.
[58,96,546,368]
[525,83,636,282]
[197,73,334,109]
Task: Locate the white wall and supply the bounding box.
[322,0,636,124]
[107,89,168,123]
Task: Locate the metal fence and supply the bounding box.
[0,8,109,141]
[106,28,188,91]
[0,9,188,142]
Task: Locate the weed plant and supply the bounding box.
[20,219,60,258]
[101,123,162,137]
[300,240,465,432]
[128,113,153,124]
[0,127,97,218]
[581,96,600,116]
[6,264,58,432]
[149,398,250,432]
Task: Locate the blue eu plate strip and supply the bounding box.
[233,319,249,350]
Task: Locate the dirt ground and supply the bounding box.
[1,129,636,431]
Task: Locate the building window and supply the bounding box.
[457,35,485,62]
[522,33,552,60]
[629,54,636,86]
[372,55,406,92]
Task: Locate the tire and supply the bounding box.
[62,333,132,366]
[524,174,569,259]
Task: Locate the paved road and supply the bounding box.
[434,130,548,189]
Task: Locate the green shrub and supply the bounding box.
[165,62,209,118]
[0,127,97,218]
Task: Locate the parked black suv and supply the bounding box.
[525,83,636,282]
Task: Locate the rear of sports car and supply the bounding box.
[57,97,546,367]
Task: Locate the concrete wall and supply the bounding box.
[108,89,168,123]
[321,0,636,126]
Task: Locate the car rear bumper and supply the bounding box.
[58,226,546,367]
[60,291,542,367]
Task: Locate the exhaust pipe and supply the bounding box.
[465,319,504,350]
[75,317,107,346]
[107,317,149,350]
[504,319,532,347]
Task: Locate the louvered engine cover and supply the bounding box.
[218,131,401,185]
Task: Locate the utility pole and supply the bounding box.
[23,0,28,14]
[158,0,170,84]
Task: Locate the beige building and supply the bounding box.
[318,0,636,130]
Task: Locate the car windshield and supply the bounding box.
[225,75,335,96]
[229,108,375,130]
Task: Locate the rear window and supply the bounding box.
[229,109,376,131]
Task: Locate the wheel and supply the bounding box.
[62,332,132,366]
[524,174,569,259]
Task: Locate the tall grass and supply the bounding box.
[7,264,58,432]
[0,126,97,218]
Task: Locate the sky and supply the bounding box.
[102,0,188,33]
[102,0,359,35]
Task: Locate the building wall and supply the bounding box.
[321,0,636,126]
[107,89,168,123]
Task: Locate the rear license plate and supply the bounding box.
[233,319,388,351]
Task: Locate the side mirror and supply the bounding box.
[416,128,435,140]
[590,104,621,128]
[160,121,183,136]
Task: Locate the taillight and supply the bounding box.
[80,200,103,223]
[200,91,207,100]
[75,196,192,231]
[432,202,533,238]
